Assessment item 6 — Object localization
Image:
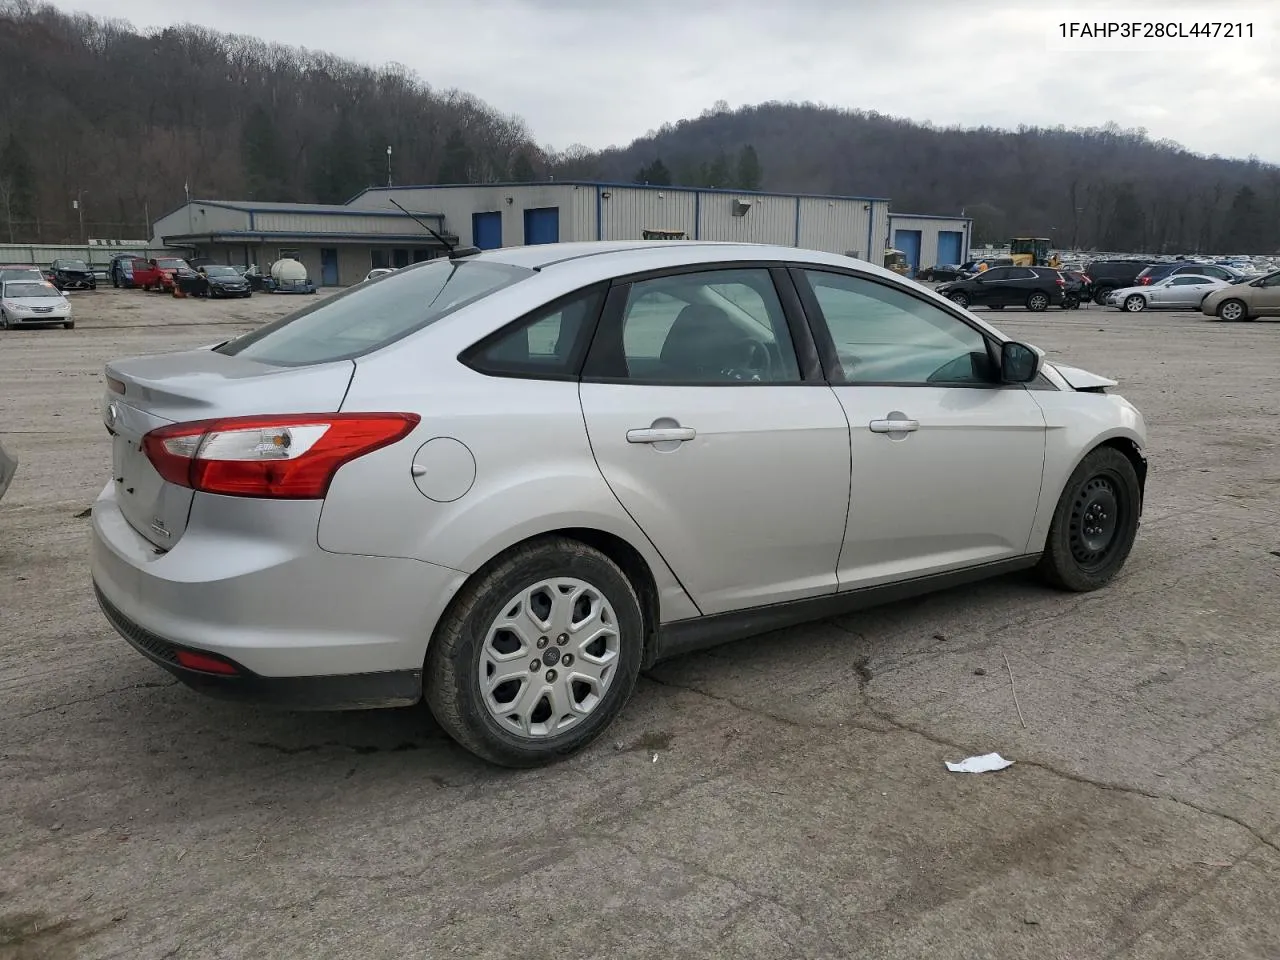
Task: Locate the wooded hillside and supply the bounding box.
[2,2,1277,253]
[562,101,1280,254]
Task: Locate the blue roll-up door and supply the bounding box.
[937,231,963,266]
[473,211,502,250]
[893,229,922,276]
[320,248,339,286]
[523,207,560,245]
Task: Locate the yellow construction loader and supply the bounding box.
[1009,238,1061,269]
[883,248,911,275]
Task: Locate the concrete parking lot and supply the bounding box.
[2,288,1278,960]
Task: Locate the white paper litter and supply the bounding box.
[945,753,1014,773]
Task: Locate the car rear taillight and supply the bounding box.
[142,413,420,499]
[1056,276,1065,286]
[1138,277,1153,285]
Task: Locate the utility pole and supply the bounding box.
[73,190,86,244]
[386,145,393,187]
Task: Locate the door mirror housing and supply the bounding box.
[1000,341,1043,383]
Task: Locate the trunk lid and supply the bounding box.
[103,349,355,549]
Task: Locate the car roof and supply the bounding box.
[468,240,904,282]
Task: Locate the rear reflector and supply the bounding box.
[143,413,420,499]
[175,649,239,675]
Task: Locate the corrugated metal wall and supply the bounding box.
[252,212,431,235]
[600,187,697,240]
[152,204,246,244]
[352,185,585,246]
[797,198,878,259]
[697,192,795,244]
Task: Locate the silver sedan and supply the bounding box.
[91,241,1148,766]
[1107,275,1229,312]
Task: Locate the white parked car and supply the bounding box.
[91,241,1148,767]
[1106,275,1228,312]
[0,279,74,329]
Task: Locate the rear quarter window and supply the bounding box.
[217,258,532,366]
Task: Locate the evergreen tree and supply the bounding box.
[633,158,671,185]
[736,145,762,190]
[242,105,287,199]
[704,151,731,188]
[436,129,474,184]
[510,150,536,182]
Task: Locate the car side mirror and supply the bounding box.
[1000,341,1043,383]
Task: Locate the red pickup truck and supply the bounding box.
[131,257,191,292]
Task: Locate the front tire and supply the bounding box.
[947,292,970,308]
[63,321,75,330]
[1038,447,1141,592]
[1217,299,1247,322]
[1124,294,1146,313]
[425,536,644,767]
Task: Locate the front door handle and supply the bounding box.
[869,418,919,434]
[627,426,696,444]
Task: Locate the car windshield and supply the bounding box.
[203,266,237,277]
[4,281,59,298]
[58,260,88,270]
[156,259,188,269]
[217,258,533,366]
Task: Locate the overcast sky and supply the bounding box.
[50,0,1280,161]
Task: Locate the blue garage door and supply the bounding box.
[473,211,502,250]
[523,207,560,245]
[893,229,922,277]
[320,248,339,286]
[937,231,963,266]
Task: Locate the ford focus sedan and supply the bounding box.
[91,241,1148,767]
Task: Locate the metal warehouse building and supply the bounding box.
[348,182,893,261]
[150,184,969,286]
[888,213,974,277]
[149,200,455,286]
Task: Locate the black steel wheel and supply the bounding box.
[1038,447,1141,592]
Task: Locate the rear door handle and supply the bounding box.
[627,427,696,444]
[869,419,919,434]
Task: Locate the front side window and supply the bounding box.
[465,287,605,378]
[800,270,994,385]
[585,268,801,384]
[218,259,533,366]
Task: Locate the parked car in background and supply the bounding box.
[133,257,191,292]
[1,279,74,328]
[0,264,47,283]
[90,241,1148,767]
[49,258,96,291]
[1201,269,1280,321]
[1106,275,1228,312]
[1058,270,1093,308]
[1084,260,1155,305]
[936,265,1067,311]
[196,265,252,298]
[1135,262,1243,286]
[916,264,966,282]
[0,436,16,504]
[109,253,140,288]
[960,258,1013,276]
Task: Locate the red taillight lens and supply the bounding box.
[143,413,420,499]
[1138,277,1152,285]
[175,649,239,675]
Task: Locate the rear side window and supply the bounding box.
[218,259,532,366]
[463,286,606,379]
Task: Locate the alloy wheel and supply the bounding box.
[477,577,621,739]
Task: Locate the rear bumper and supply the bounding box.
[90,483,469,699]
[94,584,422,709]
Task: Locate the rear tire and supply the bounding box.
[424,536,645,768]
[1038,447,1141,592]
[1026,292,1050,312]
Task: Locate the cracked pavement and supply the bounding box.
[2,290,1279,959]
